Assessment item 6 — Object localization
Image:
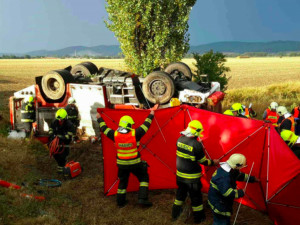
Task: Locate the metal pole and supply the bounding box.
[233,162,255,225]
[138,85,167,143]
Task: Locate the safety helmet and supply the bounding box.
[25,95,34,103]
[227,153,247,169]
[281,130,299,147]
[230,103,244,115]
[56,109,68,120]
[270,102,278,110]
[186,120,204,137]
[170,98,180,107]
[68,97,76,104]
[277,106,288,116]
[119,115,135,130]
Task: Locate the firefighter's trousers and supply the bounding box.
[117,161,149,206]
[172,180,205,223]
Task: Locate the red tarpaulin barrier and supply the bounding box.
[98,105,300,225]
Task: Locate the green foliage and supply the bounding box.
[193,50,231,91]
[105,0,196,76]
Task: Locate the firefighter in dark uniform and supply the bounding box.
[65,97,80,130]
[172,120,219,223]
[277,106,296,133]
[291,103,300,135]
[49,109,75,174]
[21,95,35,138]
[96,111,154,208]
[208,153,259,225]
[280,129,300,159]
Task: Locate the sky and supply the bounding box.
[0,0,300,53]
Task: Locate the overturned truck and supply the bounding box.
[10,61,224,141]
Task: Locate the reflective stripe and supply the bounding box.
[174,199,183,206]
[208,200,231,217]
[117,189,126,194]
[117,158,141,165]
[176,171,201,179]
[117,152,138,158]
[198,155,207,163]
[21,110,34,113]
[21,119,33,122]
[235,189,239,198]
[68,116,77,119]
[176,151,195,161]
[244,174,249,182]
[137,141,140,146]
[104,128,111,135]
[223,188,234,197]
[210,181,219,191]
[192,205,204,212]
[117,148,137,153]
[100,122,106,128]
[141,124,148,132]
[140,182,149,187]
[145,118,152,123]
[65,135,69,139]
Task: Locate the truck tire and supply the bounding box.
[164,62,192,81]
[142,71,175,104]
[71,61,98,77]
[41,70,75,100]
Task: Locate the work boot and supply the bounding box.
[117,200,128,208]
[172,204,183,221]
[138,199,153,207]
[194,211,206,224]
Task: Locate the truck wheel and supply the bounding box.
[164,62,192,81]
[71,61,98,77]
[41,70,75,100]
[142,71,175,104]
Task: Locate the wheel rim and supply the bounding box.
[47,78,60,93]
[170,70,187,81]
[149,80,167,96]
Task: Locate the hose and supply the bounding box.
[48,136,64,157]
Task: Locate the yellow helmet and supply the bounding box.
[56,109,68,120]
[281,129,299,147]
[230,103,244,115]
[227,153,247,169]
[25,95,34,103]
[186,120,204,137]
[119,115,135,129]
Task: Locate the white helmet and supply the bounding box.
[270,102,278,110]
[227,153,247,169]
[68,97,76,104]
[277,106,288,116]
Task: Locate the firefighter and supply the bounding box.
[263,102,279,126]
[243,104,257,118]
[96,110,154,208]
[48,109,75,174]
[223,103,247,118]
[65,97,80,140]
[172,120,219,223]
[280,130,300,159]
[291,104,300,135]
[208,153,259,225]
[21,95,36,138]
[277,106,296,133]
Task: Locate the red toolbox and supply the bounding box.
[64,161,82,178]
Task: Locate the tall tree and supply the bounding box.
[105,0,196,76]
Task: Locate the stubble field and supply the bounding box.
[1,57,299,225]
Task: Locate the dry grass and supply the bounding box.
[1,57,296,224]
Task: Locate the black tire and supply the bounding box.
[142,71,175,104]
[164,62,192,81]
[41,70,74,100]
[71,61,98,77]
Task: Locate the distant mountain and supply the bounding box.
[190,41,300,53]
[27,45,121,57]
[12,41,300,57]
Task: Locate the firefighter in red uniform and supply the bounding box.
[172,120,219,223]
[97,111,154,208]
[263,102,279,126]
[291,104,300,135]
